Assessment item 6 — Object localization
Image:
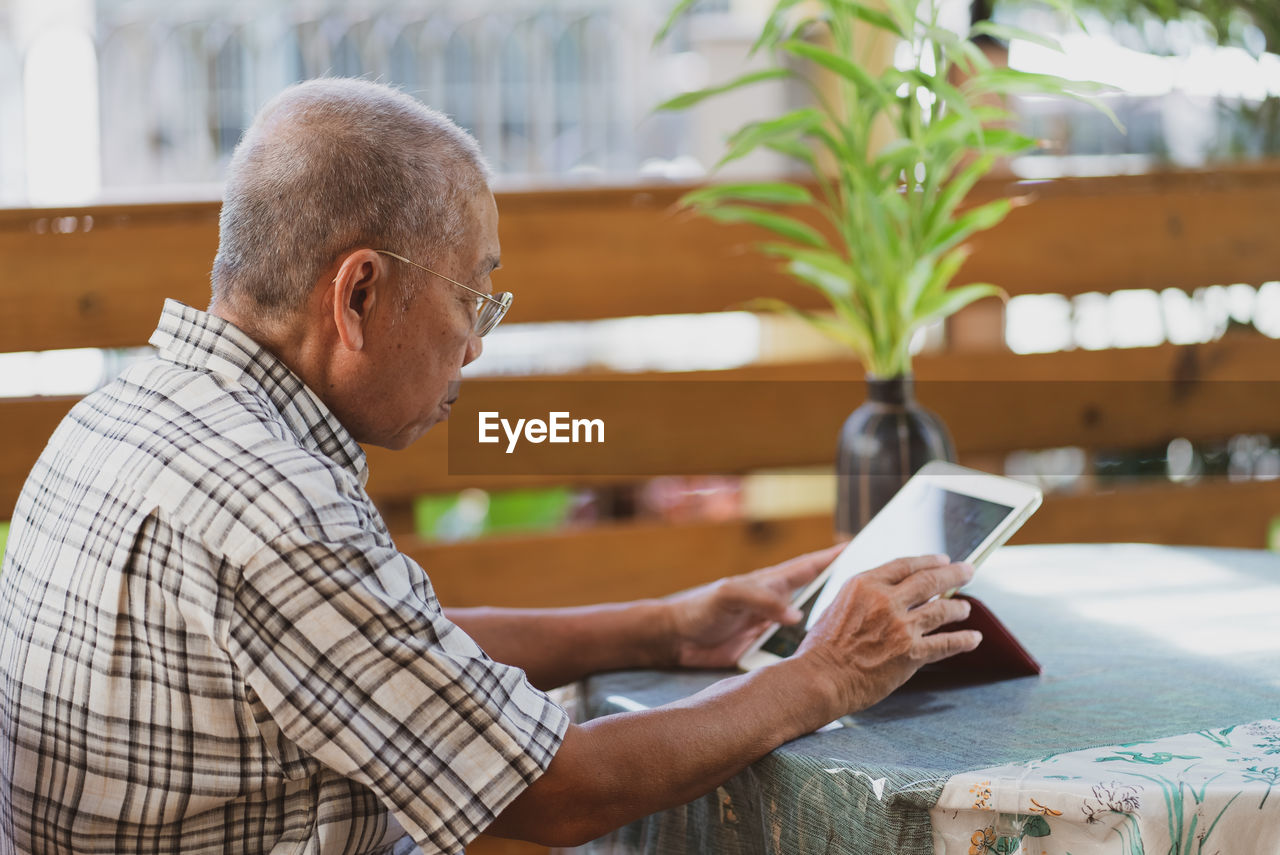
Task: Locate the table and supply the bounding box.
[574,544,1280,854]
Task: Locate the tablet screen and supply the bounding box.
[758,483,1014,660]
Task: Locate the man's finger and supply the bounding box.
[910,595,971,635]
[869,553,951,586]
[722,579,800,624]
[895,561,974,606]
[758,542,847,590]
[913,629,983,665]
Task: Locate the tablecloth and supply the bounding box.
[574,544,1280,854]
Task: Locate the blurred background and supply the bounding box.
[2,0,1279,548]
[4,0,1280,202]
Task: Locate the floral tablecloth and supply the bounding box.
[934,719,1280,854]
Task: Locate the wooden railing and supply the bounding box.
[4,165,1280,855]
[3,164,1280,611]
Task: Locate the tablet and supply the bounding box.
[737,461,1042,670]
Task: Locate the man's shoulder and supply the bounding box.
[74,356,300,461]
[53,358,370,552]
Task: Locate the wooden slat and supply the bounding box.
[410,479,1280,611]
[4,336,1279,518]
[0,397,77,518]
[1018,477,1280,549]
[2,205,219,352]
[466,836,546,855]
[362,335,1280,502]
[3,165,1279,353]
[962,164,1280,297]
[402,515,836,609]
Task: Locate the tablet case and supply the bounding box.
[923,594,1041,682]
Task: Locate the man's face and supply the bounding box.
[364,190,501,450]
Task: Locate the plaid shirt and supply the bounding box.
[0,300,568,855]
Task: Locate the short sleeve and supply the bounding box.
[228,529,570,854]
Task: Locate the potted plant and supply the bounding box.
[656,0,1107,534]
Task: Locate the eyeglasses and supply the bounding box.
[374,249,513,337]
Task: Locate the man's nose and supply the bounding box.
[463,333,483,366]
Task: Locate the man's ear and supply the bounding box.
[330,249,387,351]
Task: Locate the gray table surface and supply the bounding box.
[575,544,1280,854]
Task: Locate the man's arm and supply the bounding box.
[446,545,839,689]
[444,600,676,690]
[485,555,980,847]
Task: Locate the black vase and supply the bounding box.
[835,375,955,537]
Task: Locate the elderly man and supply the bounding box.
[0,79,978,854]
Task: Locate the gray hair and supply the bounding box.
[211,78,491,317]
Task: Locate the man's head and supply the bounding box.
[210,78,502,449]
[212,77,491,317]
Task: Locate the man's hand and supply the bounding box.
[489,552,982,846]
[795,554,980,716]
[664,543,846,669]
[489,553,981,846]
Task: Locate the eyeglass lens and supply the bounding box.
[475,292,512,337]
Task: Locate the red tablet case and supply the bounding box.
[938,594,1041,678]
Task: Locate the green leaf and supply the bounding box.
[971,126,1038,153]
[702,205,830,248]
[969,68,1109,101]
[655,68,794,112]
[970,68,1126,133]
[925,105,1011,140]
[922,24,963,54]
[832,299,880,362]
[760,242,856,284]
[764,138,826,182]
[681,182,813,209]
[873,138,921,181]
[949,37,995,77]
[781,40,889,110]
[653,0,701,47]
[965,68,1075,96]
[855,195,894,311]
[907,245,972,315]
[993,836,1021,855]
[828,0,906,37]
[1071,92,1123,132]
[902,254,935,317]
[769,145,852,239]
[914,71,983,142]
[874,0,917,36]
[762,140,843,220]
[970,21,1064,53]
[717,108,828,169]
[880,185,911,233]
[757,246,883,358]
[930,197,1012,256]
[788,258,854,302]
[750,0,810,55]
[923,151,996,242]
[745,298,874,361]
[1024,815,1052,838]
[805,123,856,170]
[913,282,1002,326]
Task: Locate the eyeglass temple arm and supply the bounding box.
[374,249,503,306]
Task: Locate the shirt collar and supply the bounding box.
[149,299,369,486]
